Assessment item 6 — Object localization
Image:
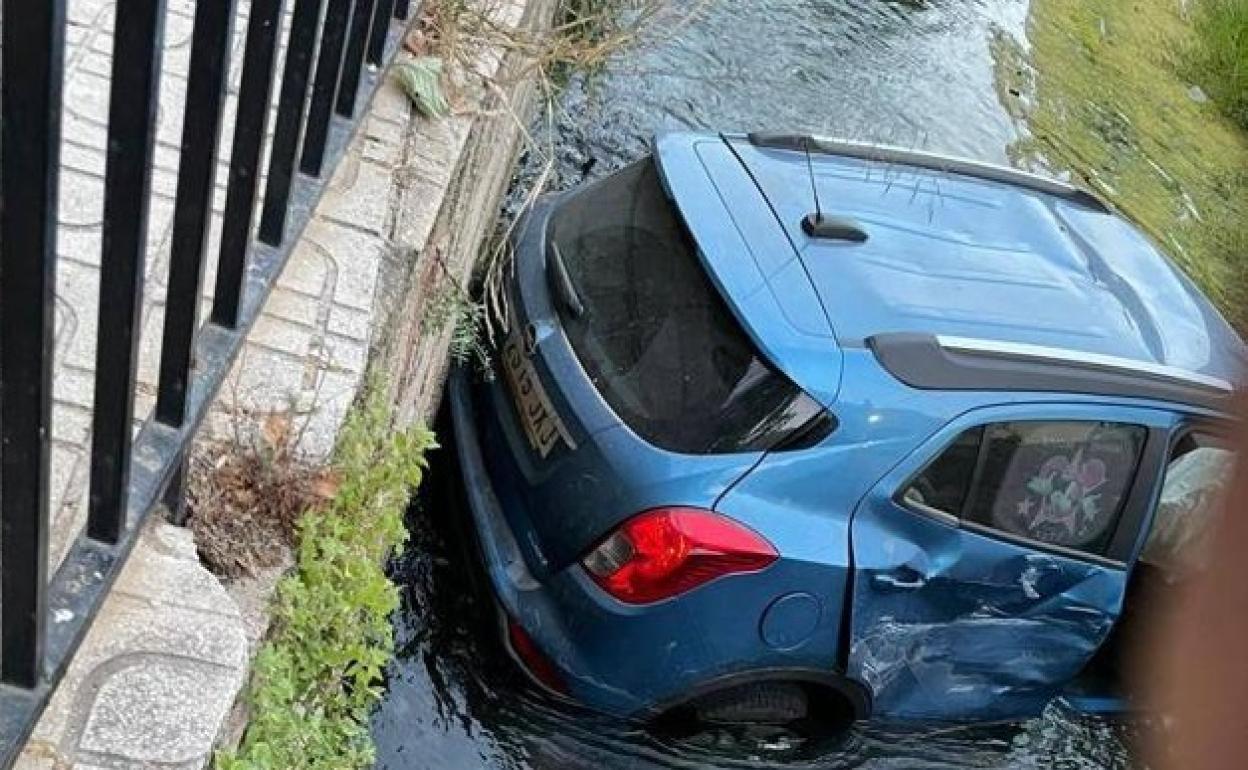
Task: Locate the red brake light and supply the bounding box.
[581,507,778,604]
[506,618,569,695]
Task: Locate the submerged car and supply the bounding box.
[448,131,1243,726]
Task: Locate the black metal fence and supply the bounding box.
[0,0,413,763]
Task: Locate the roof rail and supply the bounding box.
[746,132,1110,214]
[867,332,1236,412]
[937,335,1234,393]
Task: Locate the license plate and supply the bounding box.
[500,332,574,459]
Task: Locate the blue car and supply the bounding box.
[448,131,1242,727]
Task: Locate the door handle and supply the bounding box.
[872,570,927,591]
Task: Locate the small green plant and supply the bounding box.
[394,57,451,118]
[216,384,436,770]
[422,250,494,376]
[1186,0,1248,130]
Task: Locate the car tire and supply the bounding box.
[692,681,810,725]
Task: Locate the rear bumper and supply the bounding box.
[447,367,644,716]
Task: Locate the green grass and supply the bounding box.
[1186,0,1248,130]
[216,386,436,770]
[997,0,1248,330]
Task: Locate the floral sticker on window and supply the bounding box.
[1011,449,1112,547]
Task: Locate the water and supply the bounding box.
[372,1,1141,766]
[509,0,1029,201]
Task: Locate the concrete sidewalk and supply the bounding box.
[16,0,549,763]
[18,521,249,769]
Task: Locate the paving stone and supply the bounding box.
[264,286,326,328]
[371,74,412,124]
[362,113,407,166]
[79,659,240,764]
[59,169,106,229]
[328,301,375,343]
[54,260,102,371]
[22,523,248,769]
[63,71,112,126]
[294,369,362,459]
[68,0,111,25]
[303,218,385,311]
[276,235,337,298]
[60,140,107,177]
[47,444,89,574]
[320,152,396,236]
[248,312,319,360]
[323,332,370,375]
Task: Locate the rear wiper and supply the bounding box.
[547,241,585,318]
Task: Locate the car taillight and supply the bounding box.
[581,507,778,604]
[506,618,569,696]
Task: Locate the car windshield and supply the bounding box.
[1142,439,1236,574]
[546,158,826,454]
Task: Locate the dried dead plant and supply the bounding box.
[189,408,341,579]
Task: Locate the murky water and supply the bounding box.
[372,1,1143,767]
[509,0,1029,200]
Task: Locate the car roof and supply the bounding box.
[655,132,1244,409]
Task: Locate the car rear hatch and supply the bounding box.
[472,135,838,575]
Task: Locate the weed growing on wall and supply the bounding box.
[422,248,494,375]
[216,386,437,770]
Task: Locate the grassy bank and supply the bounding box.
[1186,0,1248,130]
[217,390,436,770]
[997,0,1248,328]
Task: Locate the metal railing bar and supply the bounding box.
[156,0,239,428]
[89,0,170,546]
[300,0,354,176]
[1,12,408,770]
[212,0,287,328]
[259,0,327,246]
[335,0,377,117]
[368,0,397,66]
[0,0,67,690]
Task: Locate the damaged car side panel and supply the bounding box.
[847,403,1175,720]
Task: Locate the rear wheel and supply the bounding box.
[694,681,810,725]
[654,679,859,744]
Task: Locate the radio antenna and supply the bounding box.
[804,136,823,224]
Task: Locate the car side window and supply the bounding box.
[902,427,982,515]
[1142,433,1235,574]
[903,421,1147,558]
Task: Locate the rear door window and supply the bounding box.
[901,427,981,516]
[902,421,1147,559]
[547,158,826,454]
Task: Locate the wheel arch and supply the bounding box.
[642,666,873,723]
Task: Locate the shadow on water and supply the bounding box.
[371,423,1139,770]
[373,0,1145,766]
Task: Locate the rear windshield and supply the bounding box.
[546,158,826,454]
